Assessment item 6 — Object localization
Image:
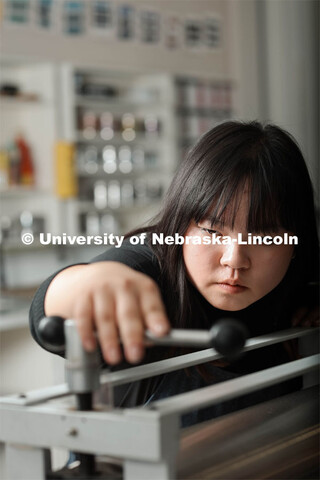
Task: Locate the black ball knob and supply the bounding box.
[210,319,248,357]
[38,316,65,353]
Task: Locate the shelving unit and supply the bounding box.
[58,65,178,236]
[57,66,235,237]
[174,77,234,161]
[0,60,64,288]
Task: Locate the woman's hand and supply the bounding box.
[291,305,320,328]
[44,262,170,365]
[284,304,319,360]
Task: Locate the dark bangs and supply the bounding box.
[180,121,306,236]
[193,153,298,235]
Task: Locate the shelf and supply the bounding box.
[0,292,31,331]
[0,308,29,332]
[0,93,40,103]
[76,200,161,214]
[2,241,55,253]
[76,132,162,146]
[176,106,233,115]
[77,166,161,178]
[0,96,44,110]
[75,95,162,110]
[0,187,51,198]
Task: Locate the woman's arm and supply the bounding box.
[30,242,170,365]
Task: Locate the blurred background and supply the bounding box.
[0,0,318,394]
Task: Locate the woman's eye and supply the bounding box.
[199,226,220,236]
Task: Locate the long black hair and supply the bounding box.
[132,121,319,331]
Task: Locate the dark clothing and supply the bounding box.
[29,239,301,428]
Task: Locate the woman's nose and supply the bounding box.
[220,242,250,270]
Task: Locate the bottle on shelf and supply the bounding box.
[99,112,114,140]
[79,145,99,174]
[144,114,160,136]
[55,141,78,198]
[16,134,35,186]
[85,211,100,235]
[121,113,136,142]
[107,180,121,209]
[7,141,21,186]
[102,145,117,173]
[134,179,147,205]
[121,180,134,207]
[118,146,133,173]
[0,150,10,189]
[93,180,108,210]
[82,110,98,139]
[132,147,145,170]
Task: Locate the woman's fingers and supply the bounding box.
[68,263,171,365]
[93,288,122,365]
[116,285,145,363]
[292,305,320,327]
[139,278,170,335]
[74,295,96,351]
[291,306,308,327]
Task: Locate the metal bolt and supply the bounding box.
[68,428,78,437]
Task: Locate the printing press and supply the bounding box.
[0,317,319,480]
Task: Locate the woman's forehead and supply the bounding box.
[204,189,250,224]
[201,190,282,232]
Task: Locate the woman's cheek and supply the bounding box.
[253,246,293,288]
[183,243,214,286]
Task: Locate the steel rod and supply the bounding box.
[1,327,317,406]
[101,327,317,387]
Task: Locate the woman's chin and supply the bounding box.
[205,291,254,312]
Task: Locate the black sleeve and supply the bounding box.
[29,265,78,354]
[89,238,160,282]
[29,239,161,352]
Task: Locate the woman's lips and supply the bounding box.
[216,283,248,293]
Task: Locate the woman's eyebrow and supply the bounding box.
[200,218,224,227]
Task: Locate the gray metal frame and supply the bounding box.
[0,328,319,480]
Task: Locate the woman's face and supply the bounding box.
[182,193,295,311]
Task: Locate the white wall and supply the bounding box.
[259,0,319,196]
[1,0,233,78]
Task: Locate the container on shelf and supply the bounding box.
[55,141,78,198]
[102,145,117,174]
[0,150,10,189]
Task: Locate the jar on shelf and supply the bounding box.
[93,180,108,210]
[132,148,145,170]
[134,179,147,205]
[107,180,121,209]
[121,113,136,142]
[121,180,134,207]
[99,112,114,141]
[79,145,99,174]
[118,146,133,173]
[82,110,98,139]
[102,145,117,174]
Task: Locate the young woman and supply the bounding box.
[30,121,319,426]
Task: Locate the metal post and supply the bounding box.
[5,444,50,480]
[124,414,180,480]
